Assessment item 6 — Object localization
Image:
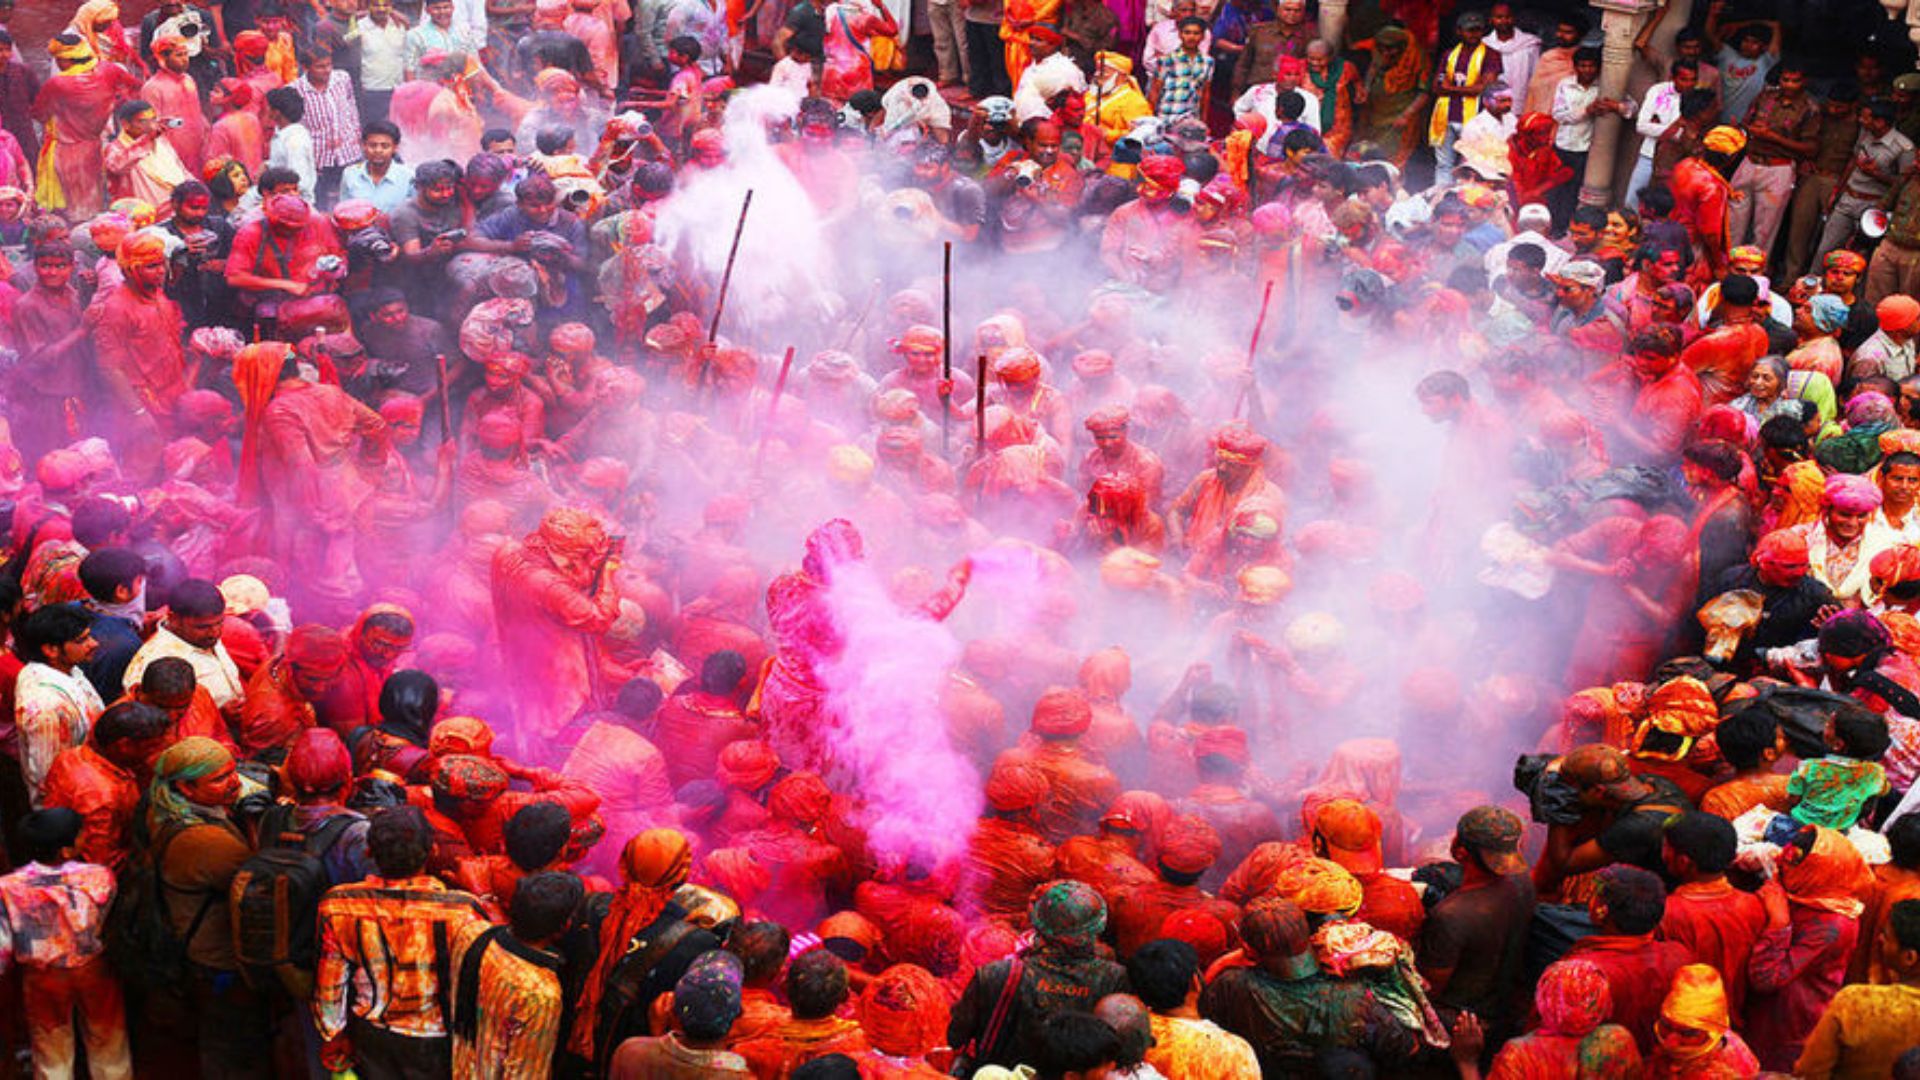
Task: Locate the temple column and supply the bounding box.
[1579,0,1659,208]
[1318,0,1347,48]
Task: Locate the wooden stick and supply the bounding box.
[1234,280,1275,422]
[975,353,988,454]
[753,345,798,476]
[707,189,755,346]
[941,241,953,457]
[699,190,755,394]
[434,353,453,444]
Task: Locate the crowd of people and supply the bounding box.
[6,0,1920,1077]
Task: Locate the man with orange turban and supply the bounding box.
[84,227,185,478]
[1109,813,1242,956]
[238,624,353,756]
[463,350,548,453]
[855,964,951,1077]
[490,506,624,750]
[1053,791,1162,909]
[963,760,1057,924]
[1705,527,1832,674]
[1179,726,1280,891]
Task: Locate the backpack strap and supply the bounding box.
[450,925,506,1041]
[305,813,359,859]
[155,825,220,952]
[957,952,1026,1071]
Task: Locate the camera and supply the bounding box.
[566,188,592,207]
[1010,160,1042,188]
[438,228,468,245]
[164,117,184,129]
[180,21,199,36]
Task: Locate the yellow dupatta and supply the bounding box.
[35,38,100,211]
[1427,42,1486,146]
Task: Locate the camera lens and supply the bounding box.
[1335,294,1356,311]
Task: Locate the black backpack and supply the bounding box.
[104,823,217,995]
[229,806,357,983]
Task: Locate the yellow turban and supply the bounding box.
[1658,963,1731,1061]
[1096,51,1132,75]
[115,229,169,271]
[1703,126,1747,155]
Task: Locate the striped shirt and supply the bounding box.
[292,69,364,169]
[313,875,489,1052]
[450,922,566,1080]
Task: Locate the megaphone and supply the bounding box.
[1865,207,1892,238]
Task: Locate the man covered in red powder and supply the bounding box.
[252,341,388,613]
[996,687,1123,844]
[1170,423,1284,573]
[314,604,416,736]
[760,519,970,771]
[491,506,623,750]
[33,35,139,216]
[239,624,354,756]
[1080,406,1166,510]
[1109,813,1240,956]
[85,230,187,476]
[963,760,1056,925]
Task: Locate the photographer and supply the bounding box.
[467,172,590,318]
[987,120,1084,254]
[103,99,191,206]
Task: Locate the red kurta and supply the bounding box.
[32,62,139,215]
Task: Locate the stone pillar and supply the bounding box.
[1579,0,1659,209]
[1319,0,1348,49]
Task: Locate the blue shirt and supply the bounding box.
[339,160,416,216]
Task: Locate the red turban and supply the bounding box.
[859,965,950,1057]
[116,229,169,271]
[1027,24,1065,47]
[285,625,349,676]
[578,457,630,491]
[550,322,595,353]
[1084,405,1130,433]
[1160,909,1231,966]
[1072,350,1116,378]
[177,390,234,425]
[233,30,269,57]
[1029,687,1093,738]
[536,506,608,557]
[985,760,1049,812]
[284,728,352,795]
[716,740,780,791]
[1872,545,1920,591]
[1193,725,1249,767]
[429,715,496,757]
[1879,295,1920,333]
[767,772,832,827]
[1212,423,1267,463]
[1158,814,1223,875]
[265,194,311,229]
[1752,529,1810,583]
[993,348,1042,384]
[215,78,253,108]
[36,449,90,492]
[1138,154,1185,189]
[331,199,381,232]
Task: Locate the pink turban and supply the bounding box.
[1824,473,1884,514]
